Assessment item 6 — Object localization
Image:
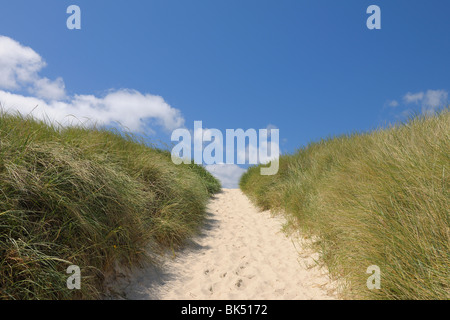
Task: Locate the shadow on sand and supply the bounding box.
[106,209,220,300]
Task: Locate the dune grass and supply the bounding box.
[240,108,449,300]
[0,111,220,300]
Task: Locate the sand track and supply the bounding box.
[114,189,337,300]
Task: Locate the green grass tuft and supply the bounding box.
[0,111,220,299]
[240,108,449,300]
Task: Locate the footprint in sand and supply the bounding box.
[119,189,337,300]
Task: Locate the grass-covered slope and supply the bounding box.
[240,109,449,300]
[0,112,220,299]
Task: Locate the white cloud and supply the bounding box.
[205,163,246,189]
[387,100,399,107]
[0,89,184,132]
[31,77,66,101]
[403,89,448,115]
[422,90,448,112]
[0,35,45,90]
[0,35,185,132]
[403,92,424,104]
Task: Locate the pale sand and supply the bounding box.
[109,189,338,300]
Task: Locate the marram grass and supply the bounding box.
[240,108,449,300]
[0,111,220,300]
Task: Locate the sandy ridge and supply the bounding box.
[112,189,337,300]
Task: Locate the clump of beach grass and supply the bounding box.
[240,108,449,300]
[0,111,220,299]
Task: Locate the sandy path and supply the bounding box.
[115,189,337,300]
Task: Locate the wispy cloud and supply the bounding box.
[403,92,425,104]
[421,90,448,113]
[384,89,448,120]
[31,77,66,101]
[403,89,448,115]
[205,163,246,189]
[387,100,399,107]
[0,35,184,132]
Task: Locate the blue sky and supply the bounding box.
[0,0,449,187]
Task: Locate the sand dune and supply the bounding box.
[109,189,337,300]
